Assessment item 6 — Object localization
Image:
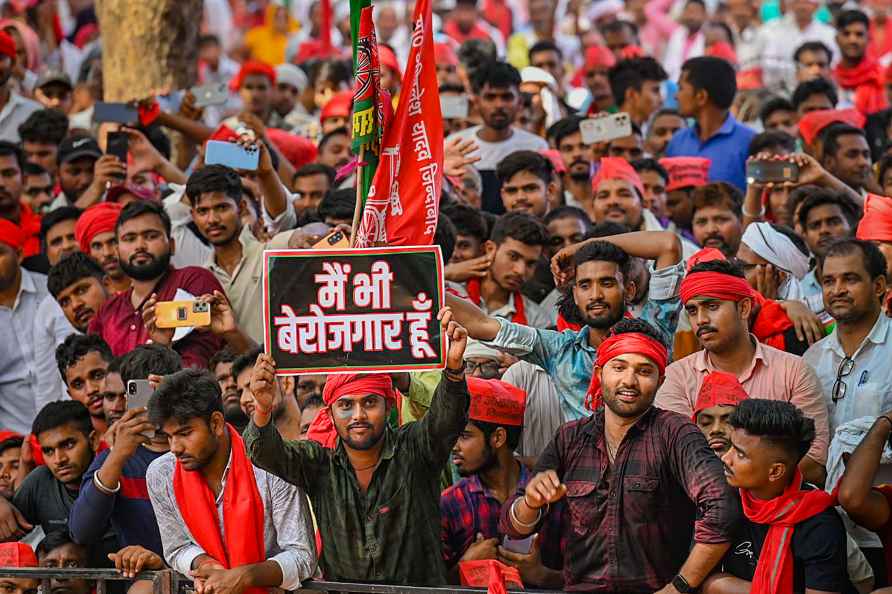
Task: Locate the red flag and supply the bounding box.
[320,0,333,55]
[354,0,443,247]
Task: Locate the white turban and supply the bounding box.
[741,223,811,280]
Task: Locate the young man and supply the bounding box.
[297,397,323,441]
[0,543,40,594]
[459,212,553,329]
[792,78,840,117]
[667,57,755,191]
[37,531,92,594]
[0,31,39,143]
[99,358,126,429]
[580,45,617,114]
[632,158,670,219]
[760,97,799,138]
[804,239,892,433]
[607,57,668,128]
[17,108,68,177]
[706,399,847,594]
[208,348,247,431]
[795,41,834,84]
[69,344,180,567]
[55,334,113,436]
[645,109,686,159]
[13,401,116,566]
[87,201,227,368]
[440,377,562,588]
[75,202,129,294]
[21,163,54,214]
[242,314,471,585]
[660,156,711,240]
[655,259,830,484]
[146,369,317,592]
[32,71,73,114]
[41,207,81,267]
[446,61,548,213]
[495,151,557,219]
[47,252,110,333]
[0,142,40,259]
[690,182,744,258]
[797,190,859,306]
[315,128,351,171]
[449,229,683,420]
[291,163,334,217]
[53,135,107,210]
[548,116,593,214]
[692,371,748,456]
[502,319,738,593]
[834,10,886,115]
[819,124,874,195]
[0,431,22,499]
[233,348,301,441]
[442,202,488,265]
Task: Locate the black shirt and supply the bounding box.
[721,487,847,593]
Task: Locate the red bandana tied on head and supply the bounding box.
[692,371,748,421]
[320,91,353,122]
[229,60,276,92]
[0,543,37,567]
[0,217,26,251]
[679,271,753,304]
[467,376,526,427]
[306,374,398,449]
[0,32,16,62]
[659,157,711,192]
[592,157,645,198]
[466,278,527,325]
[75,202,123,254]
[797,109,865,147]
[173,424,265,593]
[585,332,668,410]
[741,469,836,594]
[857,194,892,242]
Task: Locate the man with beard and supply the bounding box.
[75,202,130,294]
[501,318,738,593]
[146,368,317,593]
[548,117,593,214]
[208,348,246,431]
[655,259,830,484]
[18,109,68,178]
[797,190,859,308]
[440,377,563,588]
[819,124,875,195]
[692,371,748,457]
[659,156,711,243]
[233,349,300,440]
[0,31,39,143]
[805,239,892,433]
[291,163,334,218]
[87,201,226,368]
[243,313,470,585]
[690,182,743,258]
[447,62,547,214]
[0,142,40,259]
[55,334,114,437]
[448,229,683,421]
[0,431,22,500]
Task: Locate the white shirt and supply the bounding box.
[757,15,839,94]
[662,28,705,82]
[446,126,548,171]
[0,92,40,143]
[803,312,892,434]
[33,296,76,409]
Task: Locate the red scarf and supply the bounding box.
[750,293,794,351]
[740,470,835,594]
[834,58,889,114]
[466,278,527,325]
[173,424,266,593]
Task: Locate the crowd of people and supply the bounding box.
[4,0,892,593]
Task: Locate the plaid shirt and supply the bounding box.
[501,406,739,593]
[440,463,564,569]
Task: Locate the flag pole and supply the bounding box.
[350,146,366,247]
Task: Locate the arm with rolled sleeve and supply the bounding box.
[791,358,830,466]
[145,458,206,575]
[264,472,317,589]
[483,319,573,373]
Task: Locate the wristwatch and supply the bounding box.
[672,574,693,593]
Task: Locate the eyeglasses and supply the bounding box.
[465,360,501,379]
[832,356,855,403]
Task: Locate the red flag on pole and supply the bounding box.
[320,0,333,55]
[354,0,443,248]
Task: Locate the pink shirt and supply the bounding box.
[655,338,829,464]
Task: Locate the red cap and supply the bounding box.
[692,371,748,421]
[659,156,711,191]
[0,218,25,250]
[467,377,526,427]
[0,543,37,568]
[592,157,645,198]
[0,31,16,62]
[685,247,726,272]
[320,91,353,122]
[434,42,459,66]
[618,45,645,60]
[540,149,566,174]
[378,45,402,79]
[267,127,318,169]
[75,202,123,253]
[106,184,158,204]
[229,60,276,92]
[0,430,22,445]
[706,41,737,66]
[584,45,616,70]
[798,108,866,146]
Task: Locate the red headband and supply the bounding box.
[692,371,748,421]
[76,202,123,254]
[660,157,711,192]
[592,157,645,198]
[0,31,15,62]
[230,60,276,92]
[0,218,25,251]
[306,374,397,449]
[585,332,668,410]
[857,193,892,243]
[467,376,526,427]
[0,543,37,568]
[680,271,753,304]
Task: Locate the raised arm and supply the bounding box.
[838,415,892,532]
[551,230,682,284]
[444,293,502,341]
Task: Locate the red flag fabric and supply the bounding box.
[320,0,333,55]
[458,559,524,591]
[354,0,443,247]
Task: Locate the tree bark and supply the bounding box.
[96,0,203,102]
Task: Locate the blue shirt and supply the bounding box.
[666,114,755,191]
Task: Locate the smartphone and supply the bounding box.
[191,82,229,108]
[93,101,139,125]
[580,112,632,145]
[154,300,211,329]
[126,380,153,410]
[312,229,349,250]
[440,95,469,120]
[502,535,534,555]
[106,131,129,176]
[204,140,259,171]
[746,160,800,184]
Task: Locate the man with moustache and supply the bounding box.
[47,253,110,333]
[501,319,738,593]
[235,349,301,440]
[692,371,749,456]
[655,259,830,484]
[55,334,114,437]
[0,431,22,500]
[0,141,40,259]
[448,229,683,421]
[208,349,247,432]
[75,202,130,294]
[690,183,744,258]
[548,116,593,213]
[87,201,225,368]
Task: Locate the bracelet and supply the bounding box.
[510,497,543,529]
[94,473,121,495]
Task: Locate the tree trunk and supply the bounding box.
[96,0,202,102]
